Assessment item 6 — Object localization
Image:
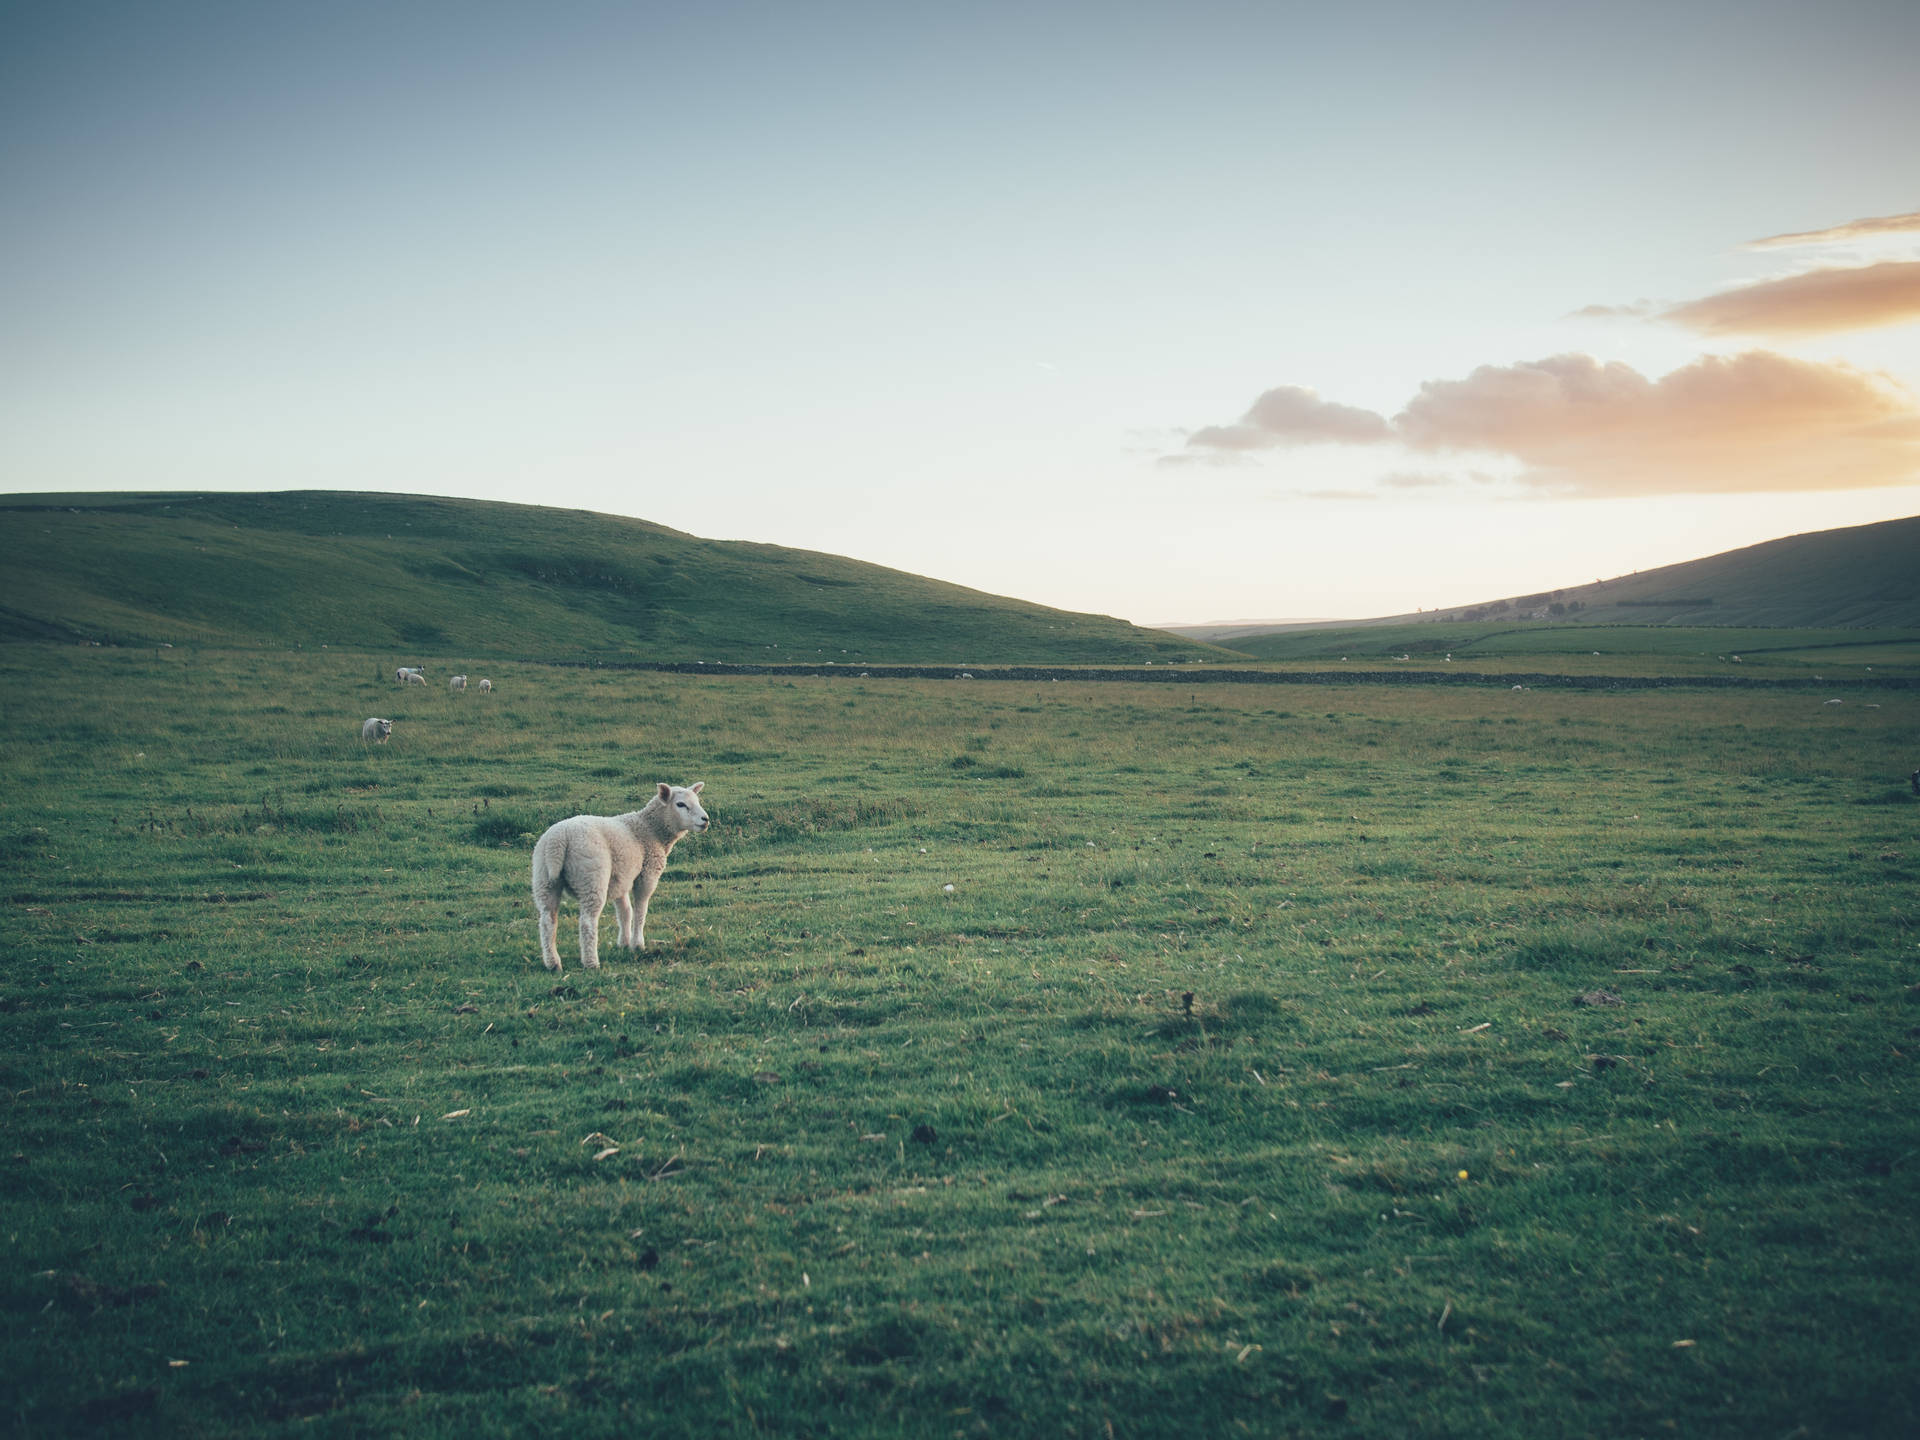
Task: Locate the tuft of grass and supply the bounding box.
[1509,922,1627,971]
[469,810,540,845]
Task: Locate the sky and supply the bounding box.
[4,0,1918,626]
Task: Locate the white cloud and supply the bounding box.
[1179,384,1393,454]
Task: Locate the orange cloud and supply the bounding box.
[1660,261,1920,337]
[1178,351,1920,497]
[1394,352,1920,495]
[1749,209,1920,248]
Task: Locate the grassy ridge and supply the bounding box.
[0,492,1226,665]
[2,645,1917,1437]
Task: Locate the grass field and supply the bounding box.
[3,644,1917,1438]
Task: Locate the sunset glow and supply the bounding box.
[3,1,1916,624]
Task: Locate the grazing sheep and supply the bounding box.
[450,674,468,691]
[361,717,393,743]
[531,782,710,973]
[477,678,492,693]
[396,666,425,684]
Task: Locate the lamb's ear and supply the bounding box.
[689,781,704,794]
[657,782,673,802]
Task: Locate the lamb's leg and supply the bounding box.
[538,902,563,973]
[632,872,660,951]
[577,892,605,969]
[613,892,637,948]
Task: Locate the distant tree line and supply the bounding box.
[1446,591,1587,623]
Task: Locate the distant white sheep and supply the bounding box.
[477,678,492,693]
[397,666,425,684]
[531,782,710,973]
[450,675,467,691]
[361,717,393,743]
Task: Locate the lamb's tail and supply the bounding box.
[531,829,567,901]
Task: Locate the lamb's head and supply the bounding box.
[373,719,393,739]
[656,781,710,835]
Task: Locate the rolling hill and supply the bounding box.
[0,491,1226,664]
[1174,514,1920,644]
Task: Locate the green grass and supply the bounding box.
[0,492,1229,665]
[2,644,1918,1437]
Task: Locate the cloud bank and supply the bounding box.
[1661,261,1920,337]
[1177,352,1920,496]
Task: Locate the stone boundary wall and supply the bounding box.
[586,661,1915,693]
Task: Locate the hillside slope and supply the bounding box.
[1426,514,1920,628]
[0,491,1225,664]
[1175,514,1920,642]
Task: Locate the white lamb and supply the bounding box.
[477,678,492,693]
[450,674,468,691]
[361,717,393,742]
[531,782,710,973]
[397,666,425,684]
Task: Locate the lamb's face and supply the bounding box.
[375,719,393,739]
[657,781,710,835]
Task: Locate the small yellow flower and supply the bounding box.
[1457,1170,1469,1180]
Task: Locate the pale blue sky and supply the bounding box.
[5,0,1918,622]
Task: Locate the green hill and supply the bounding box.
[1213,514,1920,637]
[1177,514,1920,649]
[0,491,1226,664]
[1167,515,1920,673]
[1419,514,1920,629]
